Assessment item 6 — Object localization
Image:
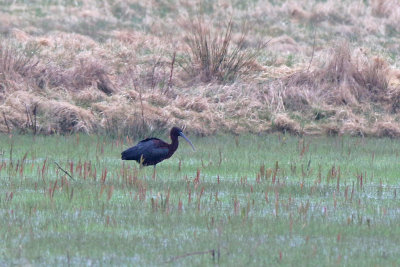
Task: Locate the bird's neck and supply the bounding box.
[167,135,179,156]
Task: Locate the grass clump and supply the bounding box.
[182,17,262,83]
[284,42,390,107]
[0,41,39,89]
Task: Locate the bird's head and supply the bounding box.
[171,127,196,151]
[171,127,183,137]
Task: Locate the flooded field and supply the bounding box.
[0,134,399,265]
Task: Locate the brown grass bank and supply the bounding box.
[1,0,400,137]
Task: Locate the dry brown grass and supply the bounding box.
[1,35,399,137]
[373,117,400,137]
[282,42,391,107]
[272,113,301,134]
[0,42,39,89]
[371,0,399,17]
[44,59,116,95]
[1,0,400,137]
[181,17,262,83]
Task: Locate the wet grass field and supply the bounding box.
[1,133,400,266]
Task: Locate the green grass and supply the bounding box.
[1,133,400,265]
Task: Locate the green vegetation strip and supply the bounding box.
[0,134,400,265]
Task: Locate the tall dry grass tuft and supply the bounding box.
[284,42,389,107]
[41,101,97,134]
[373,117,400,138]
[182,17,262,83]
[316,43,368,105]
[0,42,39,89]
[43,59,116,95]
[273,113,301,134]
[265,41,400,137]
[360,57,389,100]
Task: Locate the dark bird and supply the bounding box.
[121,127,195,167]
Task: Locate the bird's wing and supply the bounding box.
[139,139,169,163]
[139,137,159,143]
[121,138,169,162]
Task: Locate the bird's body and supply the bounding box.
[121,137,173,166]
[121,127,195,167]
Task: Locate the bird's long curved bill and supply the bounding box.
[179,132,196,151]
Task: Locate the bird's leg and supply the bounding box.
[139,155,144,168]
[152,165,156,180]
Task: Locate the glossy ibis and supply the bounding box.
[121,127,195,167]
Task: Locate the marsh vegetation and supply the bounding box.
[0,134,400,265]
